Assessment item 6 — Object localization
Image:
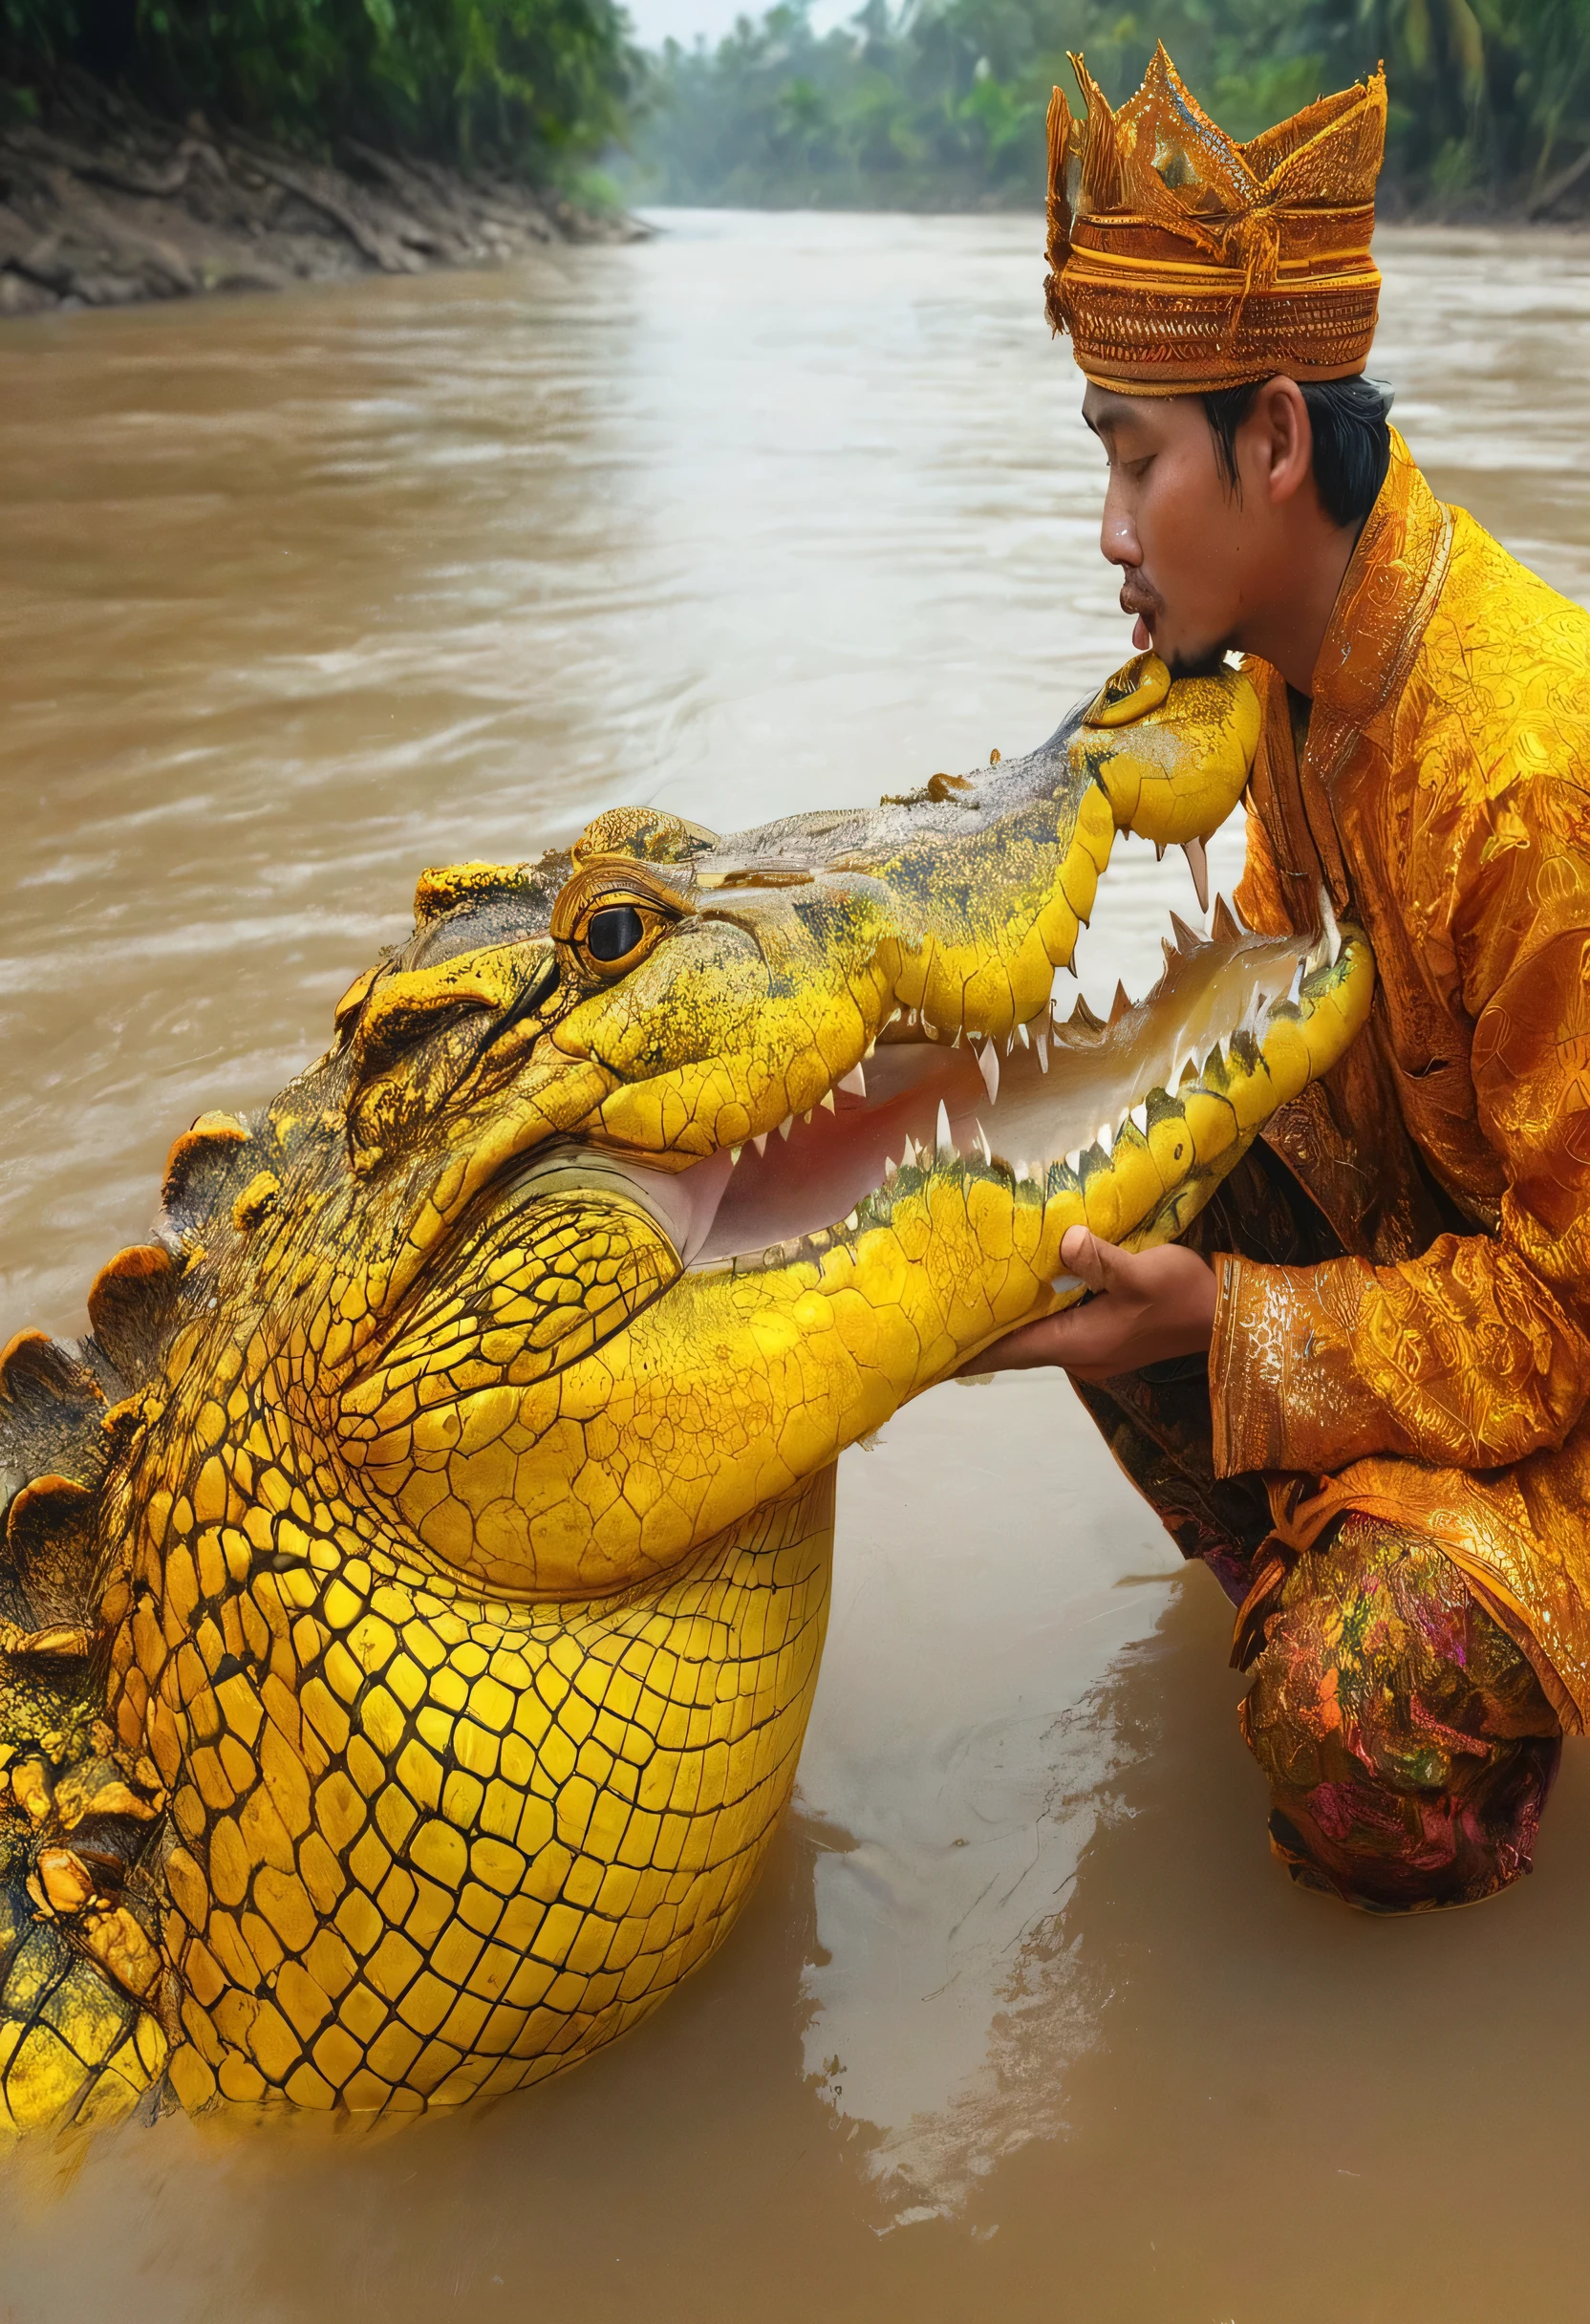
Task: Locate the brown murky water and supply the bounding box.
[1,214,1588,2321]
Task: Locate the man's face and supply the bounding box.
[1083,384,1254,678]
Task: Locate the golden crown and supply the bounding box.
[1045,46,1386,394]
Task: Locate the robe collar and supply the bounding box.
[1308,427,1454,743]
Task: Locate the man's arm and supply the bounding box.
[1209,923,1590,1475]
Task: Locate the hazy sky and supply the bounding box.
[628,0,849,52]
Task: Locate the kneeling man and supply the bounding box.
[974,50,1590,1911]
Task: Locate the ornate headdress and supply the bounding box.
[1045,46,1386,394]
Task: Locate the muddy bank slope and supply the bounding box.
[0,71,643,320]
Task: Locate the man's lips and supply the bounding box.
[1119,583,1157,653]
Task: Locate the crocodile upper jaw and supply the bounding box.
[564,897,1358,1279]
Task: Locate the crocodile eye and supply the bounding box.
[550,857,692,985]
[588,904,645,964]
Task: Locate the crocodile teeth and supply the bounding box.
[1064,1150,1083,1175]
[975,1119,994,1165]
[1170,911,1203,957]
[730,1146,742,1166]
[839,1064,867,1096]
[820,1090,836,1113]
[753,1133,768,1158]
[978,1041,999,1104]
[1128,1103,1149,1136]
[1182,835,1210,912]
[1036,1029,1048,1073]
[1285,958,1306,1006]
[1016,1021,1030,1049]
[935,1100,955,1158]
[844,1210,860,1231]
[778,1117,794,1140]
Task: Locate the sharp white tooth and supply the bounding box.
[820,1090,836,1114]
[839,1065,866,1096]
[844,1210,860,1231]
[779,1117,794,1140]
[730,1146,742,1166]
[1182,835,1210,913]
[1004,1032,1015,1056]
[1286,958,1305,1005]
[805,1108,815,1125]
[1096,1123,1113,1155]
[1320,886,1342,961]
[1016,1022,1030,1049]
[753,1133,768,1158]
[1129,1103,1149,1135]
[951,1027,962,1049]
[865,1037,877,1059]
[903,1134,920,1166]
[975,1120,994,1165]
[1064,1150,1083,1175]
[883,1153,899,1180]
[935,1100,954,1156]
[978,1041,1000,1104]
[1036,1030,1049,1072]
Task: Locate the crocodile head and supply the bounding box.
[0,655,1371,2131]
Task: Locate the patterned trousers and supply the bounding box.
[1072,1146,1561,1914]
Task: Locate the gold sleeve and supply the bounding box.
[1213,835,1590,1478]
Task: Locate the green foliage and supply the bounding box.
[634,0,1590,208]
[1,0,641,172]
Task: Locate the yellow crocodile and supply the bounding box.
[0,654,1371,2132]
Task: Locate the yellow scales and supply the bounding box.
[0,655,1370,2129]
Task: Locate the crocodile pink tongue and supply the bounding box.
[691,1043,984,1264]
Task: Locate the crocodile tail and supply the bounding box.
[0,1319,173,2133]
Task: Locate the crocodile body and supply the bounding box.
[0,655,1373,2131]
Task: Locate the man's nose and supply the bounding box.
[1100,484,1140,568]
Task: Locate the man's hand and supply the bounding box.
[960,1226,1217,1383]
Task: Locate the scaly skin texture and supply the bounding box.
[0,653,1374,2133]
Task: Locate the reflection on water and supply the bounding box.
[1,213,1588,2319]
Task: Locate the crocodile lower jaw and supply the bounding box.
[646,897,1371,1277]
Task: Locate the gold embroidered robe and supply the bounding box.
[1209,430,1590,1729]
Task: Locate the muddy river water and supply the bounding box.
[1,212,1588,2321]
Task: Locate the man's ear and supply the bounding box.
[1252,376,1314,508]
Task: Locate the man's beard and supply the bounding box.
[1166,636,1238,679]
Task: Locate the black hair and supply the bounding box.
[1201,376,1392,529]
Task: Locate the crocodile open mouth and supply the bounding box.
[645,895,1366,1278]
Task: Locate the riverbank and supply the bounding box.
[0,69,645,321]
